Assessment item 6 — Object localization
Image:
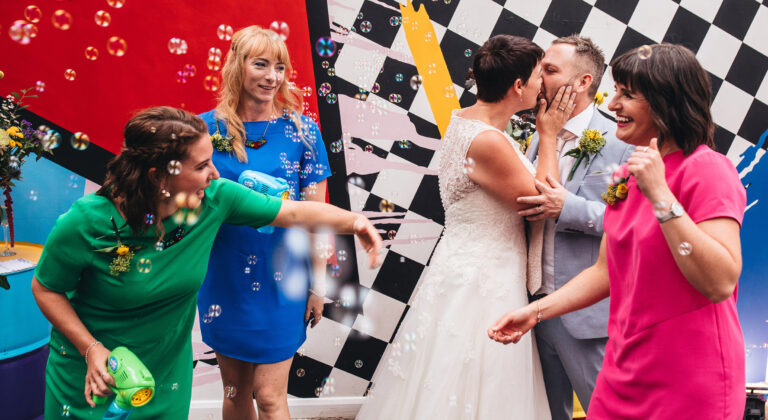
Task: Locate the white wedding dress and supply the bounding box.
[356,113,551,420]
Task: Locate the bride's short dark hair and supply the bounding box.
[470,35,543,103]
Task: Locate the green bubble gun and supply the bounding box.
[92,346,155,420]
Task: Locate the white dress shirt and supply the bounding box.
[533,106,594,295]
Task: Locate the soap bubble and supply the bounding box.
[35,80,46,92]
[379,200,395,212]
[251,282,260,291]
[464,49,472,57]
[326,93,337,104]
[168,38,188,55]
[107,0,126,8]
[24,5,42,23]
[410,75,423,90]
[637,45,652,60]
[94,10,111,27]
[354,360,363,368]
[296,368,305,377]
[360,21,372,33]
[678,242,692,256]
[217,24,233,41]
[269,21,290,41]
[106,36,127,56]
[315,37,336,57]
[52,10,72,30]
[42,129,61,150]
[204,75,221,92]
[223,385,237,399]
[208,304,222,317]
[64,68,76,81]
[70,132,90,150]
[206,56,222,71]
[136,258,152,273]
[167,160,182,175]
[9,20,32,45]
[462,157,475,174]
[84,46,99,61]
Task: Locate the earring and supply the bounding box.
[160,187,171,198]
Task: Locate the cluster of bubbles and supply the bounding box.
[388,93,403,103]
[207,47,223,71]
[168,37,189,55]
[202,304,222,324]
[176,64,197,84]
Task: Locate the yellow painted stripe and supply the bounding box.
[399,0,461,138]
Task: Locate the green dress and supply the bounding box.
[34,179,282,419]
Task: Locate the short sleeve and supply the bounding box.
[211,179,283,227]
[678,149,746,226]
[34,202,92,293]
[299,117,331,189]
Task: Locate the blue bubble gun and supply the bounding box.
[238,170,290,234]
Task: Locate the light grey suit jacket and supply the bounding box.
[526,110,634,339]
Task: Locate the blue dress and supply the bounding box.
[197,110,330,363]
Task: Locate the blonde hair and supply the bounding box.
[215,25,307,162]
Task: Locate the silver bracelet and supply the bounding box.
[84,341,101,364]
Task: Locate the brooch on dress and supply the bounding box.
[602,165,630,206]
[94,217,145,276]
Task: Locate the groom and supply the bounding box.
[519,35,633,420]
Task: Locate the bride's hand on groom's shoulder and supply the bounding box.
[487,305,537,345]
[536,84,578,139]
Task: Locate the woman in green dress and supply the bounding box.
[30,106,382,419]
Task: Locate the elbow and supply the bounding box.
[704,276,739,304]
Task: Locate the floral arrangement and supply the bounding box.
[1,86,53,250]
[602,165,630,206]
[505,113,536,154]
[564,128,607,181]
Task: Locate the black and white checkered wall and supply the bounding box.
[284,0,768,399]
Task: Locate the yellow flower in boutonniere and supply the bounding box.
[116,245,130,256]
[6,126,23,138]
[564,129,607,180]
[602,166,631,206]
[615,183,628,199]
[593,91,609,106]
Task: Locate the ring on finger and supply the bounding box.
[642,146,649,152]
[558,106,565,111]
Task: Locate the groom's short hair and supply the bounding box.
[552,35,605,97]
[472,35,544,103]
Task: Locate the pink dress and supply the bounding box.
[590,145,747,419]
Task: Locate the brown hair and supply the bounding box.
[611,43,715,155]
[97,106,208,236]
[472,35,544,103]
[215,25,305,162]
[552,34,606,97]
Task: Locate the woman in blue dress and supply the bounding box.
[197,25,330,420]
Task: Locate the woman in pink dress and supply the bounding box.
[488,43,747,419]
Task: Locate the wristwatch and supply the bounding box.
[655,201,684,223]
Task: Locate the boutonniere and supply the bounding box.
[593,91,609,106]
[505,113,536,154]
[564,128,607,180]
[94,217,145,276]
[211,120,233,152]
[601,165,630,206]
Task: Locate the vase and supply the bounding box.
[0,205,14,257]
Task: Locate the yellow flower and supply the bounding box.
[615,183,628,199]
[593,91,609,106]
[116,245,130,256]
[526,134,533,148]
[6,126,23,138]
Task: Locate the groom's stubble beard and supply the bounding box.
[536,74,581,114]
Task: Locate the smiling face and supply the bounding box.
[166,134,220,202]
[241,53,286,105]
[607,82,659,146]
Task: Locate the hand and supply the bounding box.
[84,343,115,407]
[627,138,671,203]
[536,85,577,140]
[305,293,325,328]
[516,174,567,220]
[353,216,383,268]
[487,305,538,345]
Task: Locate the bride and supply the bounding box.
[356,35,576,419]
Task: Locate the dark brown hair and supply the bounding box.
[97,106,208,236]
[472,35,544,103]
[552,34,605,97]
[611,43,715,155]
